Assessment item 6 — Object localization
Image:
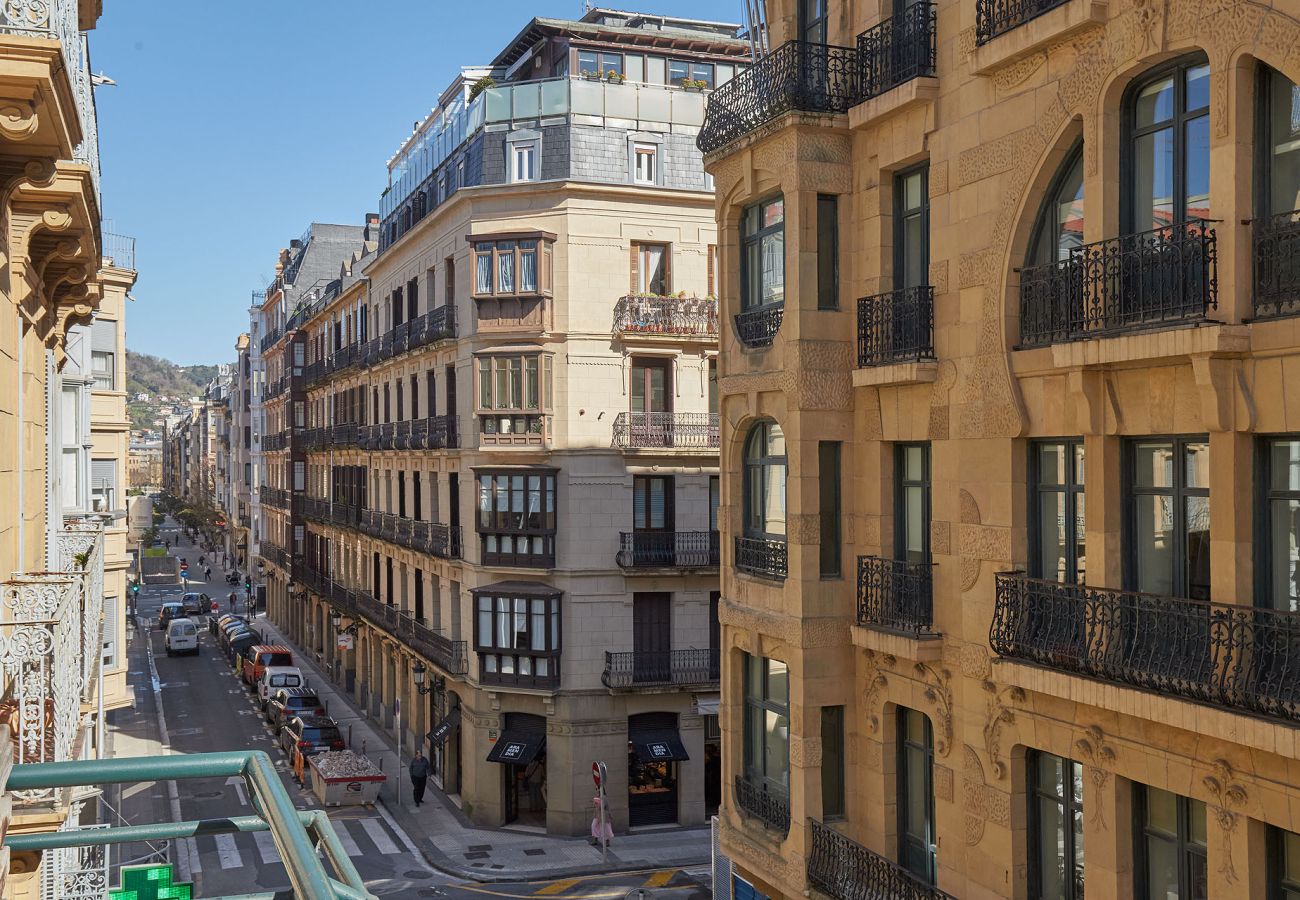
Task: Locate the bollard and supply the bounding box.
[347,724,352,746]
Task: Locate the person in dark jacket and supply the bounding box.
[409,750,431,806]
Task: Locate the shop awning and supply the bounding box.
[427,709,461,746]
[486,730,547,765]
[631,729,690,763]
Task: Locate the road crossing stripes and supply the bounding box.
[215,833,242,869]
[335,820,363,858]
[252,830,280,865]
[359,817,401,855]
[192,813,406,873]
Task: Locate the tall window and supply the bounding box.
[632,243,670,296]
[799,0,828,43]
[476,354,551,439]
[895,166,929,289]
[1262,437,1300,612]
[710,476,720,532]
[1272,828,1300,899]
[1259,66,1300,218]
[1137,787,1206,900]
[1029,142,1086,265]
[1128,438,1210,599]
[475,589,561,687]
[1128,55,1211,232]
[742,654,789,794]
[1032,441,1086,583]
[476,470,557,567]
[741,197,785,311]
[633,475,674,531]
[1029,751,1084,900]
[512,142,537,183]
[897,707,935,883]
[743,421,787,540]
[821,706,844,818]
[896,444,930,564]
[819,441,841,577]
[634,144,657,185]
[817,194,839,309]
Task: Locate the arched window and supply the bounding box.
[1126,54,1210,233]
[743,421,786,539]
[1028,141,1084,266]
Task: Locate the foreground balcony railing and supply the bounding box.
[734,301,784,348]
[602,648,720,689]
[735,535,788,580]
[857,286,935,366]
[809,818,956,900]
[976,0,1071,45]
[1018,219,1218,347]
[1252,208,1300,321]
[612,412,720,450]
[613,294,719,338]
[699,40,859,154]
[733,775,790,834]
[857,1,937,100]
[617,531,720,568]
[857,556,937,635]
[991,572,1300,724]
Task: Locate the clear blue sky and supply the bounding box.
[95,0,740,366]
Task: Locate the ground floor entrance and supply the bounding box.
[488,712,547,827]
[627,712,689,827]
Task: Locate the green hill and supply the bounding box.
[126,351,218,430]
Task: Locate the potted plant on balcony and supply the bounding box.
[606,69,626,83]
[682,78,708,92]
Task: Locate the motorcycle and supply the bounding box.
[225,571,240,585]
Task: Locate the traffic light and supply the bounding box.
[244,576,252,591]
[131,581,140,596]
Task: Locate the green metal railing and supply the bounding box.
[6,751,376,899]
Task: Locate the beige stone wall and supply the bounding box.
[709,0,1300,896]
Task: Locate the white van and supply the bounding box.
[164,617,199,656]
[258,666,305,711]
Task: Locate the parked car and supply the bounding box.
[158,602,184,631]
[180,592,207,617]
[266,687,327,733]
[164,617,199,656]
[258,666,305,711]
[240,645,294,688]
[227,633,260,668]
[279,715,345,759]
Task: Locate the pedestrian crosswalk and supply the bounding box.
[189,812,408,874]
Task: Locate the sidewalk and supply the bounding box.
[249,615,712,883]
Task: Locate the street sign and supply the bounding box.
[593,761,601,786]
[337,633,354,650]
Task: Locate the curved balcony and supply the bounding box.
[733,775,789,835]
[809,818,956,900]
[1251,207,1300,321]
[734,302,784,349]
[611,412,719,451]
[613,294,718,340]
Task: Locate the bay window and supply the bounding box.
[474,587,561,688]
[471,234,553,298]
[741,196,785,311]
[742,654,789,796]
[476,353,552,443]
[476,469,558,568]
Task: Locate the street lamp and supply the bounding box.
[412,660,443,696]
[330,608,359,635]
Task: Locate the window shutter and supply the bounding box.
[91,319,116,351]
[708,245,716,297]
[663,248,672,293]
[102,595,118,668]
[91,459,115,490]
[629,243,640,294]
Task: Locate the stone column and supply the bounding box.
[1082,770,1134,900]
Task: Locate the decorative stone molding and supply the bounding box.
[1074,724,1118,829]
[934,764,954,802]
[862,650,892,734]
[719,815,795,883]
[914,661,954,757]
[1191,354,1255,433]
[790,734,822,768]
[1202,758,1248,885]
[981,682,1026,780]
[958,642,992,681]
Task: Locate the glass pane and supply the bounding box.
[766,658,788,706]
[1146,787,1178,834]
[1185,64,1210,111]
[1185,114,1210,221]
[1039,444,1067,485]
[902,213,925,288]
[498,251,515,293]
[476,252,493,293]
[1038,794,1067,899]
[906,745,927,838]
[764,709,789,784]
[1268,70,1300,216]
[1271,440,1300,492]
[1185,496,1211,600]
[764,198,784,227]
[1039,491,1068,581]
[1134,128,1175,232]
[645,245,665,294]
[1285,831,1300,882]
[903,171,923,211]
[1183,442,1210,488]
[904,485,925,564]
[1146,834,1178,900]
[526,357,539,409]
[1074,443,1086,485]
[1074,492,1087,585]
[1071,807,1085,896]
[1188,797,1206,845]
[903,445,925,481]
[766,423,786,458]
[1134,442,1174,488]
[764,461,786,536]
[761,231,785,304]
[1284,502,1300,613]
[1135,75,1175,128]
[1135,495,1175,596]
[520,249,537,292]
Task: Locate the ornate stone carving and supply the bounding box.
[863,650,892,733]
[914,661,953,757]
[959,642,992,680]
[992,53,1047,93]
[934,764,954,802]
[790,734,823,768]
[1202,759,1248,885]
[930,520,951,557]
[982,682,1026,780]
[0,96,38,142]
[962,743,1012,847]
[1074,725,1118,829]
[959,489,980,526]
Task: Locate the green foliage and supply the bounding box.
[469,75,496,100]
[143,547,167,558]
[125,351,219,429]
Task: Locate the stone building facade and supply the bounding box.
[703,0,1300,897]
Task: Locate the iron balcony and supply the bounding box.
[601,648,720,689]
[808,818,957,900]
[611,412,720,450]
[616,531,720,568]
[1251,207,1300,321]
[1018,219,1219,347]
[857,286,936,366]
[734,302,785,349]
[735,535,789,580]
[856,1,937,101]
[991,571,1300,725]
[976,0,1072,45]
[612,294,719,338]
[733,775,790,835]
[857,556,938,636]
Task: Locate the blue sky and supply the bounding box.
[96,0,739,366]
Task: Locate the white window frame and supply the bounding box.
[512,141,537,183]
[634,143,657,185]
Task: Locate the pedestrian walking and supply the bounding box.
[198,554,206,567]
[228,592,236,613]
[409,750,430,806]
[204,566,212,581]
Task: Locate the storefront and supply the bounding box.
[427,701,461,796]
[627,712,689,827]
[487,712,547,826]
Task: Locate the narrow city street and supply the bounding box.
[108,522,711,899]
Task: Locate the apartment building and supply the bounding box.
[257,9,748,836]
[702,0,1300,898]
[230,332,254,568]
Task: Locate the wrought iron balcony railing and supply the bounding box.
[809,818,956,900]
[611,412,720,450]
[1251,208,1300,321]
[733,775,790,834]
[699,40,860,154]
[857,1,937,100]
[1018,219,1218,347]
[976,0,1072,45]
[613,295,719,338]
[857,556,938,635]
[734,302,785,348]
[356,509,464,559]
[857,285,935,366]
[991,572,1300,724]
[259,485,289,510]
[735,535,789,580]
[617,531,720,568]
[103,232,135,270]
[602,648,720,689]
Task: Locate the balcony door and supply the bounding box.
[892,167,930,354]
[630,358,672,447]
[633,593,672,683]
[898,707,936,884]
[895,444,931,565]
[799,0,828,44]
[633,476,675,566]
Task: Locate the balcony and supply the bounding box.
[602,649,720,689]
[478,413,550,448]
[857,556,937,636]
[976,0,1072,45]
[734,302,785,349]
[857,286,935,366]
[617,531,720,569]
[699,40,859,155]
[612,412,720,451]
[808,818,956,900]
[613,294,719,340]
[259,485,289,510]
[1251,208,1300,321]
[1018,219,1218,348]
[991,572,1300,725]
[856,2,936,101]
[357,510,463,559]
[735,536,788,580]
[733,775,790,835]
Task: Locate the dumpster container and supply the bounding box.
[308,751,386,807]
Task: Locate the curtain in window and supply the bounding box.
[476,251,492,293]
[520,243,538,292]
[498,243,516,292]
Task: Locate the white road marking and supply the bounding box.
[335,820,362,858]
[145,637,201,878]
[373,800,424,858]
[215,833,243,869]
[359,817,400,855]
[253,830,281,865]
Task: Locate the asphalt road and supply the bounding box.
[108,521,711,900]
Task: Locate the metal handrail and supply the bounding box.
[857,556,938,635]
[808,818,956,900]
[611,412,720,450]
